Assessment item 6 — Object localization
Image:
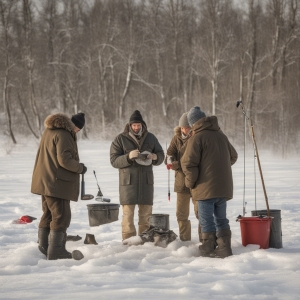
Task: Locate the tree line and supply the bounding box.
[1,0,299,156]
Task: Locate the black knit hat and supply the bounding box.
[129,110,146,126]
[71,112,85,129]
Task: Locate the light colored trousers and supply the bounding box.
[176,193,198,241]
[122,204,152,240]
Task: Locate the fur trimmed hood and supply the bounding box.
[45,113,74,131]
[44,113,76,139]
[173,126,181,136]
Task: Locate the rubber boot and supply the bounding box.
[199,232,216,257]
[47,231,84,260]
[212,229,233,258]
[84,233,98,245]
[38,227,50,256]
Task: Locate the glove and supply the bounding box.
[166,164,172,170]
[80,164,87,174]
[171,161,179,170]
[166,155,174,164]
[129,149,139,160]
[147,153,157,160]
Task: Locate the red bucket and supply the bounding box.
[239,216,272,249]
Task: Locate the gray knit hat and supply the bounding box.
[187,106,206,126]
[178,112,190,127]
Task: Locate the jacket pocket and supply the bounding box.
[146,172,153,185]
[56,167,77,182]
[120,169,131,185]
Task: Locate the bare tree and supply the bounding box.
[0,0,16,143]
[22,0,41,134]
[195,0,234,115]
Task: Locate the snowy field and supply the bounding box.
[0,138,300,300]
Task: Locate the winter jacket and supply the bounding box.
[166,126,190,194]
[31,113,84,201]
[110,123,164,205]
[181,116,238,201]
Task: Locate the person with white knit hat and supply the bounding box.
[165,112,200,241]
[181,106,238,258]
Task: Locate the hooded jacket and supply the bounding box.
[31,113,84,201]
[166,126,190,194]
[181,116,238,201]
[110,123,164,205]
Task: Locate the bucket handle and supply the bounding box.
[236,214,273,222]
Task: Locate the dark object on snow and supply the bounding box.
[87,203,120,226]
[140,226,177,247]
[84,233,98,245]
[66,235,82,242]
[150,214,170,231]
[47,231,84,260]
[81,174,94,200]
[251,209,282,248]
[38,228,50,256]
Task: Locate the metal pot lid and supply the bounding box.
[135,150,152,166]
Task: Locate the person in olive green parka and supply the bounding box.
[31,112,87,260]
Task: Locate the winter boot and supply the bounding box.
[211,229,233,258]
[47,231,84,260]
[198,224,203,243]
[199,232,217,257]
[38,227,50,256]
[84,233,98,245]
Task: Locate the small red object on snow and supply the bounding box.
[13,215,37,224]
[20,216,34,223]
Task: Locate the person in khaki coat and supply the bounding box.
[165,112,198,241]
[181,106,238,258]
[110,110,164,241]
[31,112,87,260]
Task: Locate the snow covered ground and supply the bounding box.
[0,138,300,299]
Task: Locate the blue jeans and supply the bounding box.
[198,198,230,233]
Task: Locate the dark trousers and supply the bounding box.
[39,195,71,232]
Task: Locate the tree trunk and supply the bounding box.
[23,0,41,134]
[17,93,39,139]
[119,58,134,119]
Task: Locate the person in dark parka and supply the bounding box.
[110,110,164,241]
[31,112,87,260]
[181,106,238,258]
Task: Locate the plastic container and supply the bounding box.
[87,203,120,227]
[239,216,272,249]
[251,209,282,248]
[149,214,170,230]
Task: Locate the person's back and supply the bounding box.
[181,106,238,258]
[184,116,237,201]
